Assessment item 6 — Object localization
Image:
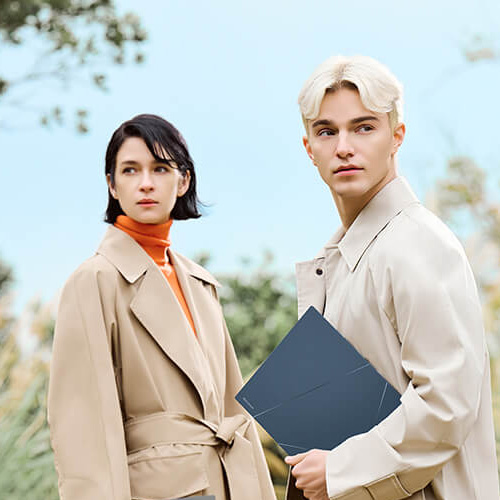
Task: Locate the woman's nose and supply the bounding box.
[139,172,154,191]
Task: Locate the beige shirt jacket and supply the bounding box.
[48,226,276,500]
[295,177,499,500]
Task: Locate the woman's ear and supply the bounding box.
[106,174,118,199]
[177,170,191,197]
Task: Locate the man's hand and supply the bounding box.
[285,449,330,500]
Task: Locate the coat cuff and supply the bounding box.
[330,474,411,500]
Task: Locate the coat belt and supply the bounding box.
[124,412,262,500]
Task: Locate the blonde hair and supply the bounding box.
[298,55,404,131]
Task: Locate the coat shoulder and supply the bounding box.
[60,253,121,301]
[367,204,471,293]
[66,253,120,281]
[372,204,466,266]
[171,251,221,288]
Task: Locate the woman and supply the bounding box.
[48,114,276,500]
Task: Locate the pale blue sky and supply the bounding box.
[1,0,500,313]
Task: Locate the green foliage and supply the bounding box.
[0,258,14,347]
[0,258,14,297]
[0,0,147,132]
[0,272,58,499]
[216,251,297,378]
[0,369,58,500]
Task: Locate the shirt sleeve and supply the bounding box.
[47,266,131,500]
[325,220,487,500]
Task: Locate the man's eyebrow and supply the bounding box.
[350,115,379,125]
[311,119,334,129]
[311,115,380,128]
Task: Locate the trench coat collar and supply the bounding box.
[96,225,221,287]
[96,224,221,418]
[326,176,419,272]
[295,177,419,317]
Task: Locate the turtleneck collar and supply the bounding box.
[114,215,173,267]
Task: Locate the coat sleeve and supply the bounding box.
[324,226,488,500]
[221,315,277,500]
[48,265,130,500]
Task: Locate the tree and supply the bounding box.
[214,251,298,379]
[0,0,147,132]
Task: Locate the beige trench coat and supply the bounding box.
[48,225,276,500]
[290,177,499,500]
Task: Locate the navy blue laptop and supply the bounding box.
[236,306,400,455]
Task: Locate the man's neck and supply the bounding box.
[333,173,398,231]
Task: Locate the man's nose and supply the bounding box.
[335,132,354,159]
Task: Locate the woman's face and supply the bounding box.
[107,137,190,224]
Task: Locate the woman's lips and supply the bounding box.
[138,200,158,206]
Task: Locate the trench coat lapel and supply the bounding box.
[168,249,223,420]
[168,249,217,355]
[97,226,212,415]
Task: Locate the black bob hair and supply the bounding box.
[104,114,202,223]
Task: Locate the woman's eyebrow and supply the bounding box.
[119,159,140,165]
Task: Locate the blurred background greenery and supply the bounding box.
[1,1,500,500]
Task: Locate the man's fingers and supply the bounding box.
[285,451,308,465]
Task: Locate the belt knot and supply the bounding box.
[213,414,250,446]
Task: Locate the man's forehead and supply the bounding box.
[314,88,384,121]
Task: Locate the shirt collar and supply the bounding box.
[325,176,420,271]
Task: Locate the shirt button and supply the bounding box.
[315,268,323,276]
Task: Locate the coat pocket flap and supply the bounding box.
[129,450,209,500]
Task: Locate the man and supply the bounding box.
[284,55,499,500]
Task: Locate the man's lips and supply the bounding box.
[334,165,363,174]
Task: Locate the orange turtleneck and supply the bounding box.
[114,215,197,337]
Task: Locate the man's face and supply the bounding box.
[107,137,190,224]
[303,87,404,207]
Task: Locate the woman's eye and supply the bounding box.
[155,165,169,173]
[122,167,136,174]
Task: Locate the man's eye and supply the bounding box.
[318,129,336,136]
[357,125,374,133]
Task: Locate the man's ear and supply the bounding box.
[302,136,317,165]
[392,123,406,154]
[177,170,191,197]
[106,174,118,199]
